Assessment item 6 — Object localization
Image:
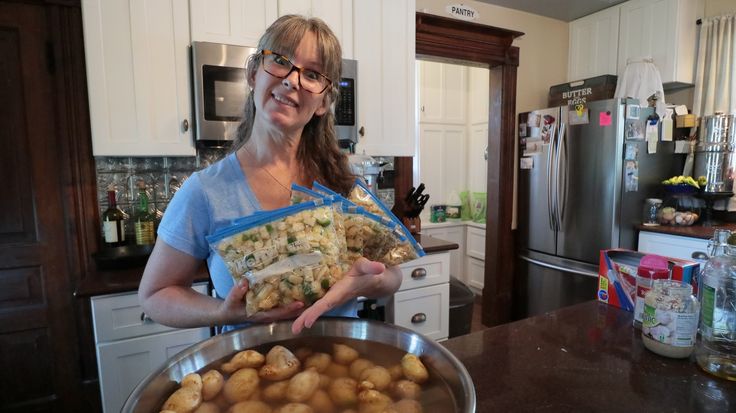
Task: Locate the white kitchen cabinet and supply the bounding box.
[617,0,704,86]
[466,225,486,260]
[189,0,277,47]
[467,66,489,193]
[419,124,466,206]
[421,224,465,284]
[189,0,353,57]
[465,224,486,292]
[567,4,620,82]
[637,231,710,262]
[466,255,485,292]
[353,0,416,156]
[388,252,450,341]
[418,60,467,124]
[82,0,195,156]
[91,283,210,413]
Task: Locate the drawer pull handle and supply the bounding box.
[140,313,154,324]
[411,313,427,324]
[411,268,427,279]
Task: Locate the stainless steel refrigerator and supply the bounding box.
[515,98,683,320]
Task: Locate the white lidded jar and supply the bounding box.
[641,280,699,358]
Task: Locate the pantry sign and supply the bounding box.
[445,4,479,21]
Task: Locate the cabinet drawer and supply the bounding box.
[467,256,485,291]
[466,226,486,260]
[398,252,450,291]
[97,328,210,413]
[638,231,709,262]
[91,283,207,343]
[389,283,449,341]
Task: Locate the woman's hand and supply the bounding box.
[222,279,305,324]
[290,258,401,334]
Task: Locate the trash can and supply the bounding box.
[449,276,475,338]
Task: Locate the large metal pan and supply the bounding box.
[122,317,476,412]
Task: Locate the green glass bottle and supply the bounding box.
[134,181,155,245]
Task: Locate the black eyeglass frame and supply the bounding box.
[260,49,333,94]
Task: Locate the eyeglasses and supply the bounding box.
[260,49,332,94]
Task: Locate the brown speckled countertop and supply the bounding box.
[74,235,458,297]
[637,223,736,239]
[442,300,735,412]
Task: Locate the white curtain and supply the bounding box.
[692,14,736,117]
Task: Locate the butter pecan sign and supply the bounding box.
[445,4,479,21]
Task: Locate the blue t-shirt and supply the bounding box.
[158,152,357,332]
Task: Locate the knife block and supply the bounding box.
[402,216,421,234]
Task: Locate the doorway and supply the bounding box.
[415,12,522,326]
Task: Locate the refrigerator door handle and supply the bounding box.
[556,123,568,228]
[546,125,557,231]
[519,254,599,278]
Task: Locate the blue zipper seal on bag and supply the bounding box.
[604,253,634,311]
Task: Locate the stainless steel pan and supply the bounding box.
[122,317,476,412]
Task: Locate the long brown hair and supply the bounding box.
[230,15,355,196]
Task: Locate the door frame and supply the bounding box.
[415,12,522,326]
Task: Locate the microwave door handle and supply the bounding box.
[556,124,568,229]
[546,125,557,231]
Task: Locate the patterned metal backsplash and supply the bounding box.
[94,148,227,224]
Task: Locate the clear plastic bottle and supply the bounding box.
[695,231,736,381]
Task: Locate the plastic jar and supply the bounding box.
[641,280,699,359]
[642,198,662,226]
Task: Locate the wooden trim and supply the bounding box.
[415,12,521,326]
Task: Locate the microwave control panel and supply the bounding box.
[335,78,355,126]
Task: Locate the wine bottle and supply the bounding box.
[102,190,126,247]
[134,181,155,245]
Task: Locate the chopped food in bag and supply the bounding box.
[291,184,349,264]
[347,179,425,261]
[290,183,323,205]
[207,200,343,317]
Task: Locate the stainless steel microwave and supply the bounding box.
[191,41,358,148]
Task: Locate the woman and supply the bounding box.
[138,15,402,334]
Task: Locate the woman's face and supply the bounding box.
[250,31,330,136]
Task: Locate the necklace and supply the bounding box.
[244,146,292,195]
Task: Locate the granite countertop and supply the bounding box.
[75,235,458,298]
[637,223,736,239]
[442,300,735,412]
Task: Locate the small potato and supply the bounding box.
[356,389,392,413]
[162,386,202,413]
[202,370,225,401]
[358,367,391,391]
[260,346,300,381]
[307,389,335,413]
[349,359,374,380]
[222,350,266,374]
[193,401,220,413]
[262,380,289,402]
[328,377,358,407]
[227,400,271,413]
[387,364,403,381]
[223,368,260,403]
[333,343,359,365]
[324,362,349,378]
[294,347,313,362]
[318,373,332,389]
[304,352,332,372]
[400,354,428,384]
[275,403,313,413]
[182,373,203,391]
[384,399,423,413]
[390,380,421,400]
[287,369,320,402]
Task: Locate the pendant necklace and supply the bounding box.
[244,146,293,195]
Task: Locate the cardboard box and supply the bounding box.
[597,249,700,311]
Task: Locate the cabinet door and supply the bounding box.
[419,124,466,206]
[567,5,619,81]
[466,226,486,260]
[96,328,210,413]
[418,61,467,124]
[353,0,416,156]
[390,283,449,341]
[617,0,702,84]
[466,256,485,292]
[189,0,278,47]
[82,0,195,156]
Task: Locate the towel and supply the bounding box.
[614,57,667,119]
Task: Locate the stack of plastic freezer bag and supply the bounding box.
[206,180,424,317]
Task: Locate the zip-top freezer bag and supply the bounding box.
[207,200,343,317]
[347,179,425,259]
[291,184,349,262]
[290,184,323,205]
